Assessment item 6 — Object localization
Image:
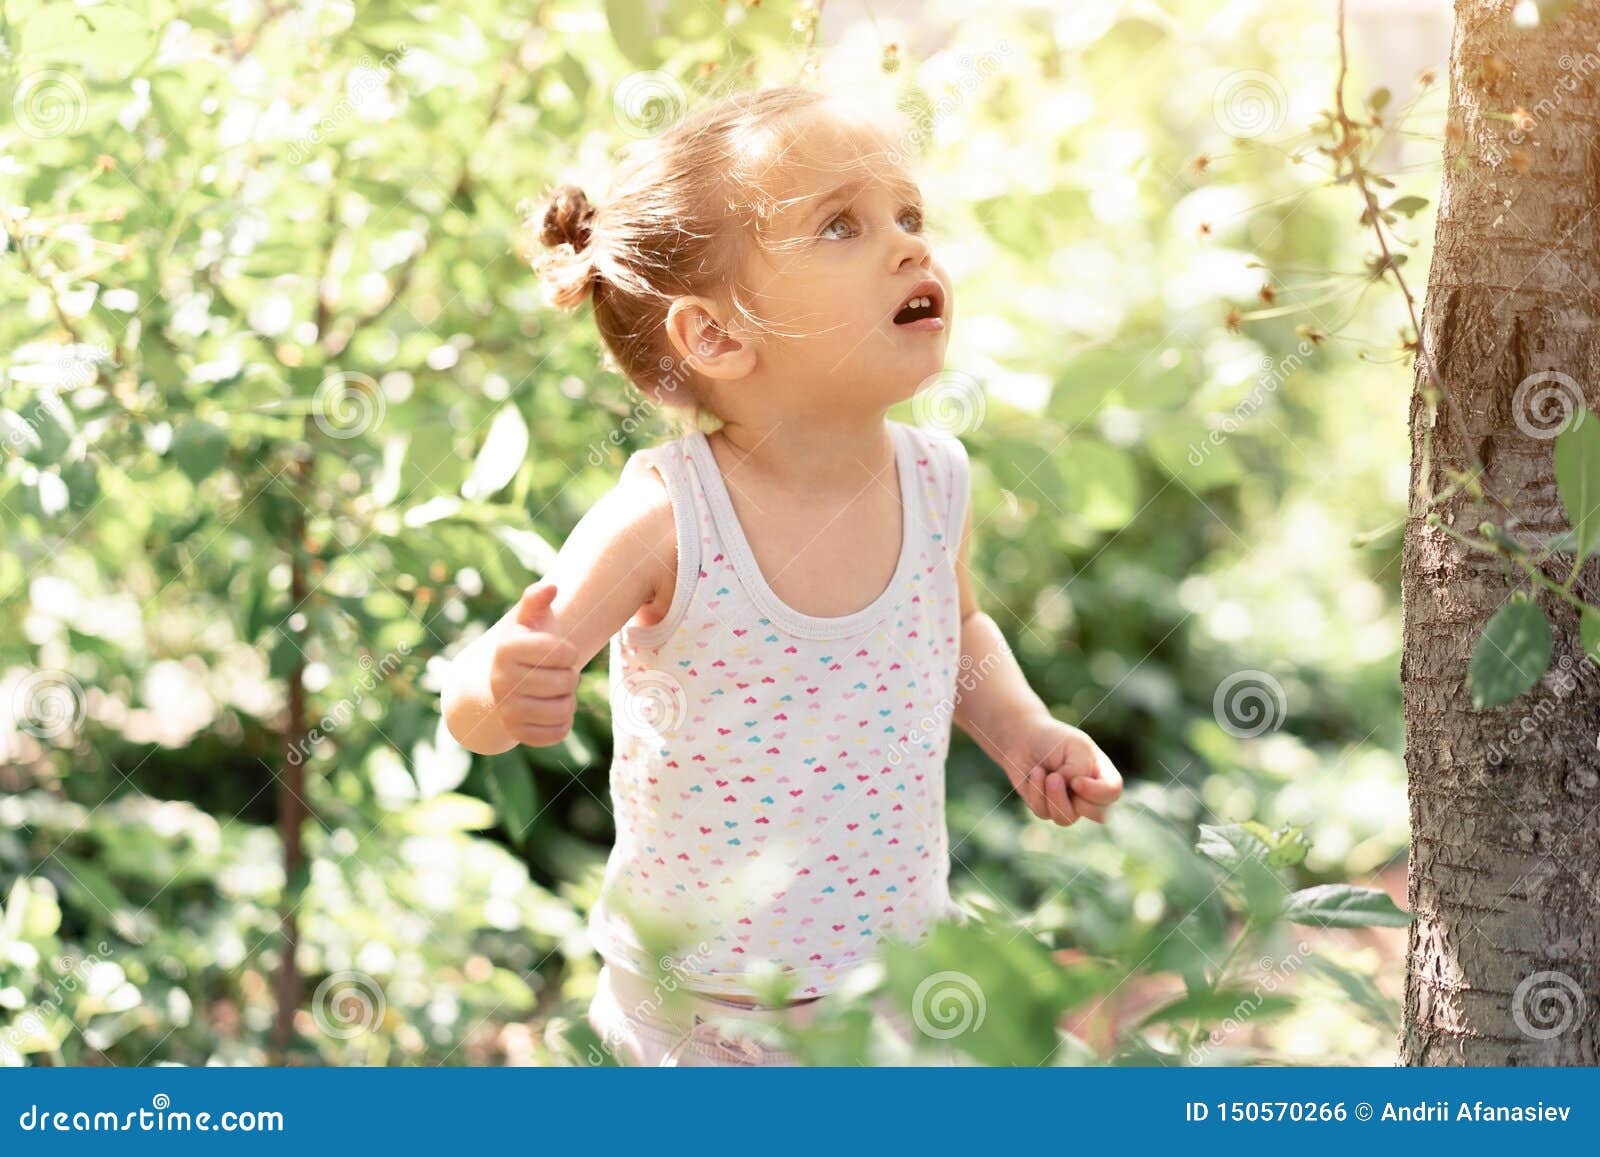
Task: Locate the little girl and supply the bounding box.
[442,85,1123,1066]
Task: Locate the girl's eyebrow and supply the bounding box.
[797,178,922,229]
[800,179,867,225]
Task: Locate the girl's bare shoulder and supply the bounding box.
[609,448,681,618]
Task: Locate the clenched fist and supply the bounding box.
[488,581,582,747]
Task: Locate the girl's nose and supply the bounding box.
[891,228,932,271]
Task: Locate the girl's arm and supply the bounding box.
[948,501,1052,762]
[442,457,678,755]
[949,501,1124,826]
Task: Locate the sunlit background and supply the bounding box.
[1,0,1451,1065]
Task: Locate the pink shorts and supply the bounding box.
[584,959,959,1067]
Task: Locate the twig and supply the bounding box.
[1334,0,1507,518]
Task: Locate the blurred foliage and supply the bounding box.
[1,0,1433,1065]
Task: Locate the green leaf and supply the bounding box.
[1554,407,1600,563]
[1468,601,1553,707]
[460,404,529,501]
[60,457,99,510]
[492,525,559,574]
[1386,195,1429,217]
[557,54,591,105]
[54,854,130,921]
[1059,440,1139,531]
[1239,821,1311,868]
[1303,955,1398,1031]
[268,632,302,679]
[1367,86,1391,112]
[605,0,661,67]
[169,419,229,484]
[412,717,472,798]
[1195,823,1270,872]
[22,469,70,519]
[4,877,61,941]
[1146,419,1246,492]
[1195,824,1287,920]
[0,408,45,458]
[1582,606,1600,665]
[880,913,1079,1066]
[1283,884,1412,928]
[485,750,538,844]
[20,2,153,73]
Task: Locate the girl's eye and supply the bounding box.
[818,207,923,239]
[820,213,856,240]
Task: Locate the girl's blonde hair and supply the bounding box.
[527,84,866,420]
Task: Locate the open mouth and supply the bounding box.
[892,280,945,326]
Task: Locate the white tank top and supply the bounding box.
[586,418,972,999]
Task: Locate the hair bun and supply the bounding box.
[541,185,596,252]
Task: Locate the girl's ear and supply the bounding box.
[664,296,756,381]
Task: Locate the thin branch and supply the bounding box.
[1334,0,1498,513]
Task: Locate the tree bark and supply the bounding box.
[1401,0,1600,1064]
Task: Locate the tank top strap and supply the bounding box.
[900,422,971,568]
[621,421,968,647]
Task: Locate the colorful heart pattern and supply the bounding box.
[588,421,971,999]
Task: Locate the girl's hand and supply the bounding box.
[488,581,583,747]
[997,715,1123,827]
[443,459,674,756]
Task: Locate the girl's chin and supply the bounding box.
[900,349,948,381]
[895,363,948,399]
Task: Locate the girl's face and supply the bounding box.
[733,109,954,413]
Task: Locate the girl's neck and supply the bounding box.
[708,413,895,492]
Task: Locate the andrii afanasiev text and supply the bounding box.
[1382,1100,1572,1123]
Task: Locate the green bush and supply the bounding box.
[2,0,1419,1064]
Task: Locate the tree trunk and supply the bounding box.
[1400,0,1600,1064]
